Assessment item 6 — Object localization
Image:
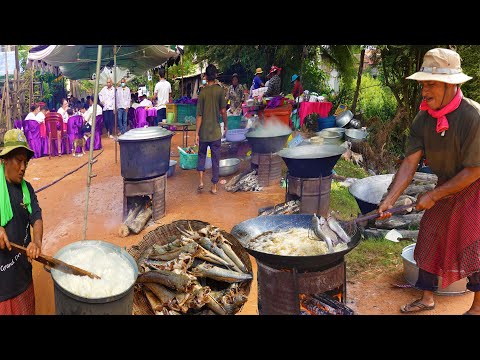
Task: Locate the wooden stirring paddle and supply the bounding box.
[9,242,101,279]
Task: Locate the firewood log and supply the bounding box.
[374,212,424,230]
[118,197,148,238]
[362,228,419,241]
[404,183,436,197]
[129,206,153,234]
[413,172,438,184]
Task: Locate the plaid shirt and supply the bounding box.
[265,75,281,97]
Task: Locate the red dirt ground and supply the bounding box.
[25,130,474,315]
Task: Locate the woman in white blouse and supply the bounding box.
[25,104,41,121]
[57,98,69,124]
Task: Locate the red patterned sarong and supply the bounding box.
[0,282,35,315]
[414,178,480,288]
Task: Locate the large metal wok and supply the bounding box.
[231,214,361,271]
[246,128,292,153]
[349,174,394,214]
[276,144,346,178]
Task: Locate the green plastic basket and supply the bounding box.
[177,104,197,124]
[179,149,198,169]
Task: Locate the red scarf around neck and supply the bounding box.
[419,87,463,134]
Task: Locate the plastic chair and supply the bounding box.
[45,112,64,158]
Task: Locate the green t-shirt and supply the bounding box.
[406,98,480,182]
[196,84,226,142]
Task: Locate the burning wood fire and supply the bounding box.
[299,291,354,315]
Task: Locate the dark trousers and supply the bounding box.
[118,108,127,134]
[197,139,221,184]
[103,110,114,134]
[416,268,480,292]
[155,108,166,126]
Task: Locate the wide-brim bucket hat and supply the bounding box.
[268,65,282,76]
[406,48,472,84]
[0,129,34,160]
[255,68,263,75]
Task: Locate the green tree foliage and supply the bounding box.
[351,73,396,122]
[456,45,480,103]
[186,45,357,95]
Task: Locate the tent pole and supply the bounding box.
[82,45,103,240]
[114,45,118,164]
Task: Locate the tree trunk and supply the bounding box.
[351,48,365,114]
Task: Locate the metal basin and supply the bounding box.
[348,174,394,214]
[335,110,353,128]
[345,128,368,142]
[402,244,468,295]
[277,144,346,178]
[316,130,343,144]
[219,158,241,176]
[318,127,345,137]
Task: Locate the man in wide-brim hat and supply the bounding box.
[378,48,480,314]
[0,129,43,315]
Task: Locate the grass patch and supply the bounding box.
[329,181,360,220]
[333,158,369,179]
[346,237,415,279]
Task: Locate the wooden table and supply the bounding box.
[159,122,196,148]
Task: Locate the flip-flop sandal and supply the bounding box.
[400,299,435,314]
[197,185,204,192]
[210,189,218,195]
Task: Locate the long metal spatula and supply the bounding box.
[9,243,101,279]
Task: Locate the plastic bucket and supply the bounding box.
[167,112,175,123]
[317,116,336,131]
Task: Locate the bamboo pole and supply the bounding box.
[82,45,103,240]
[14,45,19,120]
[4,47,11,130]
[114,45,118,164]
[29,61,33,108]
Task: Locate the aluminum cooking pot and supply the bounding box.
[335,110,354,128]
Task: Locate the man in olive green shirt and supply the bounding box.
[195,64,228,194]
